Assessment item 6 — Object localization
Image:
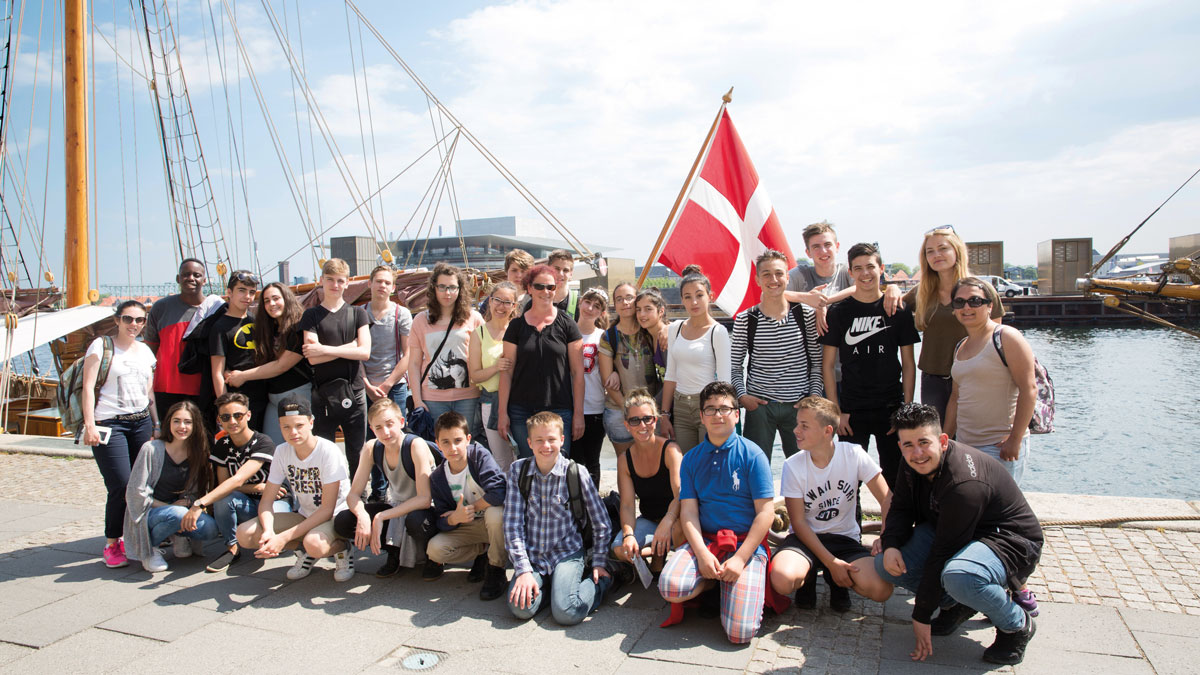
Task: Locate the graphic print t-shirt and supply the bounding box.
[87,338,156,420]
[210,431,278,487]
[819,296,920,411]
[447,466,486,520]
[267,437,350,518]
[299,303,372,389]
[580,330,605,414]
[209,314,257,372]
[410,310,484,401]
[780,441,881,539]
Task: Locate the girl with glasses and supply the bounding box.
[611,389,683,572]
[408,262,485,432]
[661,265,731,452]
[469,281,520,470]
[226,282,312,445]
[598,282,660,454]
[498,264,585,458]
[900,227,1005,421]
[81,300,159,569]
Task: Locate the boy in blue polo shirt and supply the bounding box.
[658,380,775,644]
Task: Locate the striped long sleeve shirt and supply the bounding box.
[730,304,824,403]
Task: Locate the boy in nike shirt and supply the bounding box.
[819,243,919,488]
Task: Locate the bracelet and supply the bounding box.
[623,533,635,540]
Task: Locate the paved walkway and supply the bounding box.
[0,450,1198,674]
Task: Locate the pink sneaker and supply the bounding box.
[103,540,129,569]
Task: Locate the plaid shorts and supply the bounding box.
[658,542,768,644]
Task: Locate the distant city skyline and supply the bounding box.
[4,0,1199,288]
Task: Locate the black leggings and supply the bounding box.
[332,503,438,551]
[572,413,606,488]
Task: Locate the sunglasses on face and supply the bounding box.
[625,415,656,427]
[218,412,247,423]
[118,315,147,325]
[435,284,460,293]
[701,406,737,417]
[531,282,557,292]
[951,296,991,309]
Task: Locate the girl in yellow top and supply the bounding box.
[469,281,519,470]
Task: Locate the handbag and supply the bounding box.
[315,378,356,414]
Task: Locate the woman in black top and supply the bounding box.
[611,389,682,571]
[497,264,584,458]
[225,282,312,445]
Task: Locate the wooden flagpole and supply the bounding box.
[635,87,733,289]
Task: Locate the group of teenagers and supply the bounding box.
[76,222,1045,665]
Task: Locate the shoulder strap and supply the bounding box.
[421,318,453,385]
[606,325,619,355]
[669,321,681,348]
[567,289,578,315]
[373,440,386,474]
[745,309,759,367]
[96,336,115,392]
[991,325,1009,367]
[790,304,814,390]
[708,323,717,364]
[953,336,969,359]
[518,458,535,502]
[565,460,588,535]
[399,433,445,479]
[393,305,402,361]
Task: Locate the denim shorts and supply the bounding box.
[602,408,634,444]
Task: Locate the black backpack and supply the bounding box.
[744,303,817,395]
[373,434,445,480]
[517,459,598,550]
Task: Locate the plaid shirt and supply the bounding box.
[503,454,611,576]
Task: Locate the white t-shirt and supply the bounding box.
[86,338,156,420]
[663,320,732,395]
[447,466,486,520]
[780,441,881,539]
[580,329,606,414]
[267,437,350,518]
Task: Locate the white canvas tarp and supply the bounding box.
[0,305,114,360]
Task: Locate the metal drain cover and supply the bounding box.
[399,651,442,671]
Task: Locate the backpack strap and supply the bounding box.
[373,440,387,474]
[789,304,815,393]
[399,433,444,479]
[745,309,759,370]
[567,289,578,316]
[517,458,535,502]
[393,304,402,362]
[565,460,591,545]
[708,323,717,365]
[990,325,1009,367]
[96,336,115,395]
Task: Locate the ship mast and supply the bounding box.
[63,0,88,307]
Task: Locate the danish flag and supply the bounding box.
[656,110,795,315]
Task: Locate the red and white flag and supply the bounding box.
[657,110,795,316]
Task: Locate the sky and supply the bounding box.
[3,0,1200,290]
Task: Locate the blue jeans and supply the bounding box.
[874,522,1026,632]
[213,492,291,547]
[506,550,608,625]
[91,414,154,540]
[507,404,572,460]
[610,516,660,550]
[976,437,1030,486]
[146,504,219,548]
[425,398,480,432]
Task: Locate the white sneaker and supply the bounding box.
[333,550,355,582]
[189,537,206,557]
[172,535,192,559]
[142,549,169,573]
[286,552,316,581]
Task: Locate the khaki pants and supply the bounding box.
[426,505,506,567]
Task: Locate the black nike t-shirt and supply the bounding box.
[819,296,920,411]
[210,314,257,372]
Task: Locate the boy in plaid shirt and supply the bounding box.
[504,411,613,625]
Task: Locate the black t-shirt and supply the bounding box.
[209,314,257,372]
[268,327,313,394]
[503,308,582,409]
[210,431,278,487]
[298,303,372,389]
[819,296,920,411]
[153,454,190,503]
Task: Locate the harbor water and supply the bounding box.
[9,326,1200,500]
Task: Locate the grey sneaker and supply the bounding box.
[172,535,192,559]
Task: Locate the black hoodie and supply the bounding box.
[880,440,1043,624]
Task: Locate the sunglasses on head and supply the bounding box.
[531,282,557,292]
[951,296,991,309]
[925,224,956,235]
[218,412,247,423]
[625,415,656,427]
[231,271,259,286]
[118,315,147,325]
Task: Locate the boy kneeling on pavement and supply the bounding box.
[426,411,508,600]
[504,411,613,625]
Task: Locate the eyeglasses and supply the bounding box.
[951,296,991,309]
[118,315,147,325]
[490,297,515,307]
[435,284,460,293]
[218,412,247,423]
[531,282,557,292]
[613,295,635,304]
[625,415,657,427]
[925,224,956,235]
[701,406,737,417]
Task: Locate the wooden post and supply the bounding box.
[64,0,89,307]
[635,87,732,289]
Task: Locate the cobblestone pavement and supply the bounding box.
[3,451,1200,673]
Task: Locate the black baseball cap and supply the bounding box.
[277,395,312,418]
